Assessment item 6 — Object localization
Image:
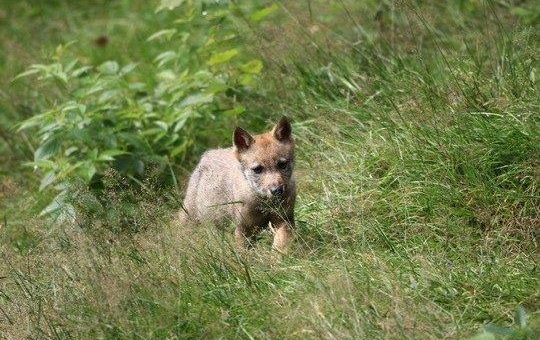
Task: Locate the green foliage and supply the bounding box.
[16,0,266,216]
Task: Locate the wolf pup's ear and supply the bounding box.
[273,117,292,142]
[233,127,254,152]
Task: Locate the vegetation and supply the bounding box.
[1,0,538,338]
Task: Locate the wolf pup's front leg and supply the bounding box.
[271,219,293,254]
[234,223,260,249]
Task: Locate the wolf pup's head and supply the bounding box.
[233,117,295,199]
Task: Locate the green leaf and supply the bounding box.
[64,146,78,156]
[114,155,145,175]
[223,105,245,116]
[157,0,184,12]
[155,51,177,68]
[98,149,126,161]
[39,190,76,223]
[98,89,119,104]
[170,140,189,157]
[250,4,279,22]
[207,49,238,66]
[157,69,176,81]
[38,122,61,135]
[98,61,119,75]
[180,93,214,107]
[35,139,59,162]
[120,63,138,75]
[18,114,47,131]
[39,190,67,216]
[71,65,92,77]
[205,82,228,94]
[64,59,78,73]
[78,162,96,183]
[39,171,57,191]
[172,114,189,133]
[240,59,263,74]
[40,197,62,216]
[155,121,169,130]
[239,73,255,86]
[163,133,179,147]
[27,159,56,170]
[147,29,177,41]
[88,148,99,161]
[12,67,41,82]
[142,128,164,137]
[129,82,147,91]
[119,133,153,154]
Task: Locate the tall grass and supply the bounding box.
[1,0,538,338]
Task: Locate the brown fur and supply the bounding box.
[179,118,296,253]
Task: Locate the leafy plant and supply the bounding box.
[16,0,277,218]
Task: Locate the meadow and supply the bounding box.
[0,0,538,338]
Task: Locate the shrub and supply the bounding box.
[16,0,277,218]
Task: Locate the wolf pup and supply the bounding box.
[180,117,296,253]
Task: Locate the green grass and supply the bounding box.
[1,0,539,338]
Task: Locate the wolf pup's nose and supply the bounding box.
[271,186,284,196]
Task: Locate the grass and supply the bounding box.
[1,0,539,338]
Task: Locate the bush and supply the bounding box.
[16,0,277,218]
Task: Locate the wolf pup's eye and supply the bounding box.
[252,165,264,174]
[277,159,288,170]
